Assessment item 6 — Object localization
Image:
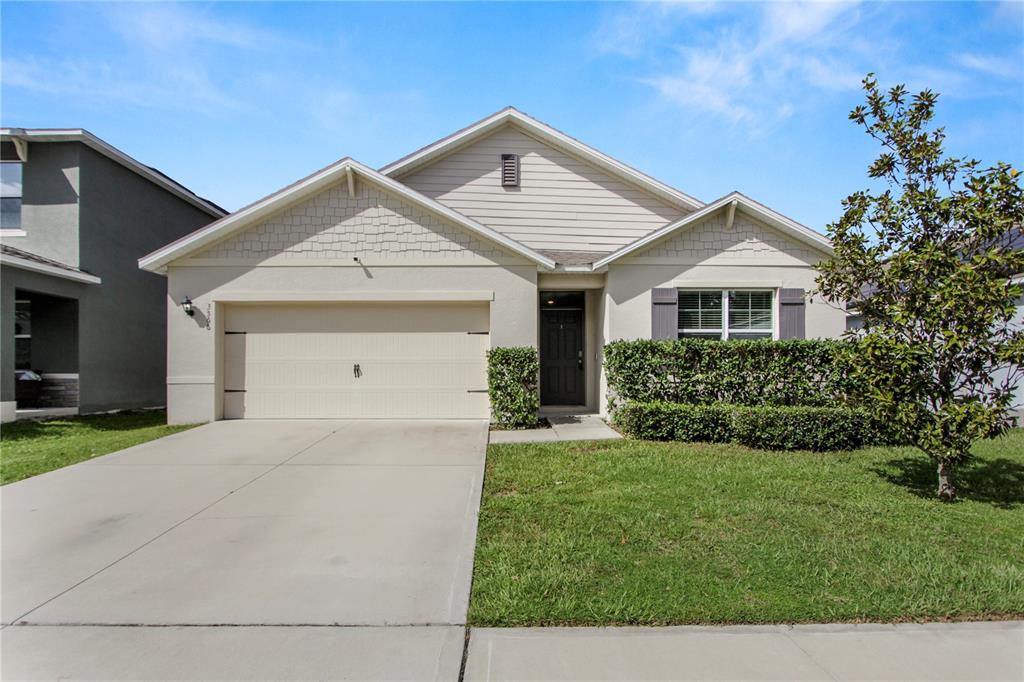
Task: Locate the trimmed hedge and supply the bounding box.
[487,346,540,429]
[615,401,876,452]
[614,402,734,443]
[603,339,852,412]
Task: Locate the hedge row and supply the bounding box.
[603,339,852,411]
[487,346,540,429]
[614,401,894,451]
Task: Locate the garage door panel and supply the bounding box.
[223,303,490,419]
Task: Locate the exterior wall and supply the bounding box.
[165,263,537,424]
[600,210,844,415]
[9,142,81,266]
[75,144,219,413]
[399,125,687,253]
[166,178,537,424]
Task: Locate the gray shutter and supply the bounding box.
[651,288,678,340]
[779,288,806,339]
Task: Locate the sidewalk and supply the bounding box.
[464,621,1024,681]
[489,415,621,444]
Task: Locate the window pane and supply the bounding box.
[15,337,31,369]
[678,290,722,331]
[729,332,772,340]
[680,332,722,340]
[1,163,22,198]
[1,197,21,229]
[729,290,772,331]
[15,300,30,337]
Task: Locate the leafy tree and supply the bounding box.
[816,75,1024,500]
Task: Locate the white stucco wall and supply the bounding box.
[162,175,539,424]
[598,209,844,415]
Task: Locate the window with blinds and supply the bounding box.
[500,154,519,187]
[677,289,774,340]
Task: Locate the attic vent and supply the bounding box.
[500,154,520,187]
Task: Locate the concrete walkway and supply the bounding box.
[464,621,1024,681]
[490,415,621,444]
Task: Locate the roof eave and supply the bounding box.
[139,158,555,273]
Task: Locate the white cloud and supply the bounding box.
[103,4,281,52]
[955,53,1022,80]
[595,2,882,137]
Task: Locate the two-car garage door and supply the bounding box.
[222,302,489,419]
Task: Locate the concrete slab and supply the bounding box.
[464,626,832,681]
[2,463,270,623]
[87,419,341,466]
[786,621,1024,681]
[290,420,488,466]
[26,463,484,625]
[1,625,465,681]
[464,623,1024,681]
[490,415,621,444]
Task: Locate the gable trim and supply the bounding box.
[379,107,704,212]
[138,157,556,273]
[592,192,833,269]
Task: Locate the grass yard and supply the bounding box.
[470,431,1024,626]
[0,411,198,485]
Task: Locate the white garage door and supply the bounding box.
[222,302,490,419]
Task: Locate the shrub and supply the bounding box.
[614,402,734,442]
[615,402,875,451]
[731,405,870,451]
[487,346,540,429]
[603,339,853,412]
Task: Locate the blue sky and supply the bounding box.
[2,1,1022,232]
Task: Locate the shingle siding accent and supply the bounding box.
[198,182,510,261]
[640,213,817,262]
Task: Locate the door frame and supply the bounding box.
[538,291,586,406]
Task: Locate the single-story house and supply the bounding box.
[140,108,844,424]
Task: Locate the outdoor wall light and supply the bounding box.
[181,296,195,317]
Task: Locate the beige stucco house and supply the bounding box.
[140,108,844,424]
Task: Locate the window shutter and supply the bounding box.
[500,154,519,187]
[779,288,806,339]
[651,288,678,340]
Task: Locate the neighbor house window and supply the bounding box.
[15,299,30,369]
[678,289,774,340]
[1,162,23,231]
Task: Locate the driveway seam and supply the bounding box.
[781,628,841,681]
[8,426,343,626]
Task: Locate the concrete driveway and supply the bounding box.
[2,419,487,681]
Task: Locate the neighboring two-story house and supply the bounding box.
[0,129,224,422]
[140,108,845,424]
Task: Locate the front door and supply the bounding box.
[540,297,585,405]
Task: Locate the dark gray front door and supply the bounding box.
[540,308,584,405]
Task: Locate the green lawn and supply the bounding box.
[470,431,1024,626]
[0,411,198,485]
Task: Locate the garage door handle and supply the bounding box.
[353,364,362,378]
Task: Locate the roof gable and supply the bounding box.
[380,107,703,212]
[593,192,833,269]
[139,158,555,272]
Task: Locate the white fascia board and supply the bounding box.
[379,108,704,211]
[139,158,555,273]
[0,253,101,284]
[0,129,224,219]
[593,192,833,269]
[212,290,495,303]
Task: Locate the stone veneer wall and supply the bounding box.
[643,214,818,262]
[200,182,509,260]
[37,374,79,408]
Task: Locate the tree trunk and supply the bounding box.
[937,460,957,501]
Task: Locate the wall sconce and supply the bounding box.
[181,296,195,317]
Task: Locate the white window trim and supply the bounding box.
[677,288,778,340]
[0,229,26,237]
